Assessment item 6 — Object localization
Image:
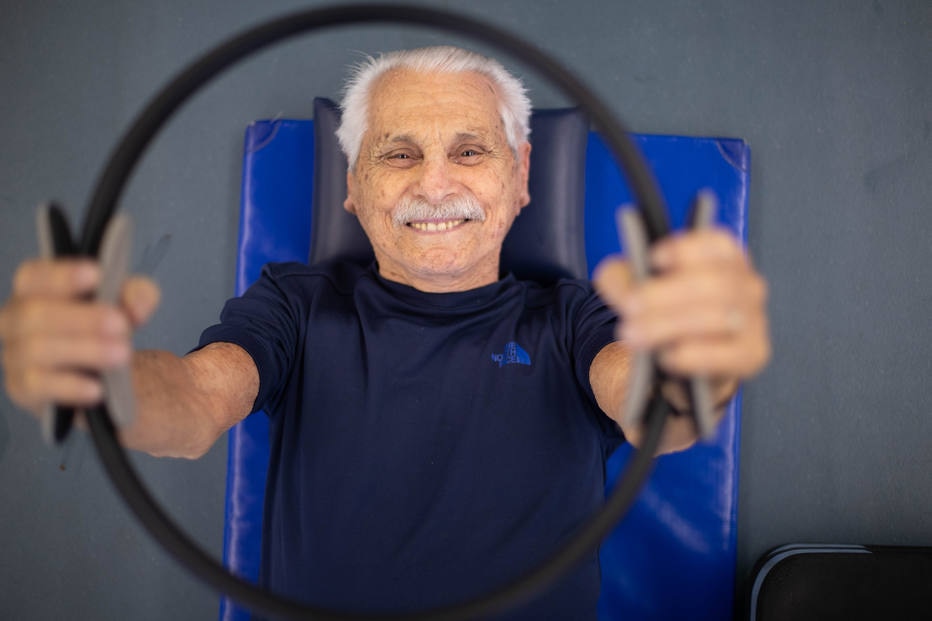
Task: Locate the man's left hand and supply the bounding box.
[593,227,770,399]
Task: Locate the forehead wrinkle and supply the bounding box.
[370,127,499,152]
[365,70,509,153]
[364,132,416,156]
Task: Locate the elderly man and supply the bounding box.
[0,47,768,617]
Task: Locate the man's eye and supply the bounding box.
[455,148,485,164]
[382,151,418,167]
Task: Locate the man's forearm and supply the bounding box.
[590,342,738,455]
[118,343,257,459]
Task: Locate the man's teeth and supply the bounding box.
[408,219,465,232]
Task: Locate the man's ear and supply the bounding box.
[516,141,532,210]
[343,170,357,215]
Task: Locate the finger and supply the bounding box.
[656,329,771,378]
[621,302,753,349]
[6,367,104,413]
[4,300,130,341]
[8,332,131,371]
[121,276,161,327]
[12,259,100,298]
[0,306,9,342]
[650,228,748,272]
[622,267,767,321]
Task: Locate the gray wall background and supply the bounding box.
[1,1,929,619]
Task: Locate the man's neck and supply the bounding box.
[375,262,501,293]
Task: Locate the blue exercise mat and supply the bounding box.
[221,111,749,620]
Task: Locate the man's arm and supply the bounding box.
[590,228,769,453]
[590,341,738,453]
[0,258,258,459]
[120,343,258,458]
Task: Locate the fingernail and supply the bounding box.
[108,342,131,365]
[74,263,99,288]
[103,309,129,335]
[650,244,673,270]
[621,323,645,347]
[79,379,105,403]
[620,294,642,316]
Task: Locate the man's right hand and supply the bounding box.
[0,258,160,418]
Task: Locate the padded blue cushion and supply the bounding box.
[221,106,749,621]
[586,131,749,620]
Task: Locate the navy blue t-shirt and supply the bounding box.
[199,261,624,618]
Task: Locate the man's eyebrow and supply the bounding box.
[371,130,495,150]
[381,134,416,146]
[452,131,489,144]
[382,132,488,142]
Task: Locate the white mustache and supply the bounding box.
[393,195,486,226]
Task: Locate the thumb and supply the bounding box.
[121,276,161,327]
[592,255,636,312]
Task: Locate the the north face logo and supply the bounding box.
[491,341,532,368]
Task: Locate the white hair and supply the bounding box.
[336,46,532,168]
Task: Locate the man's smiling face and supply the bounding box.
[344,68,531,292]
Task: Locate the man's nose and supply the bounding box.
[414,156,459,204]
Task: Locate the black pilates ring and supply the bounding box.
[77,4,672,620]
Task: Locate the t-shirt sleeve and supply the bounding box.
[196,263,302,413]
